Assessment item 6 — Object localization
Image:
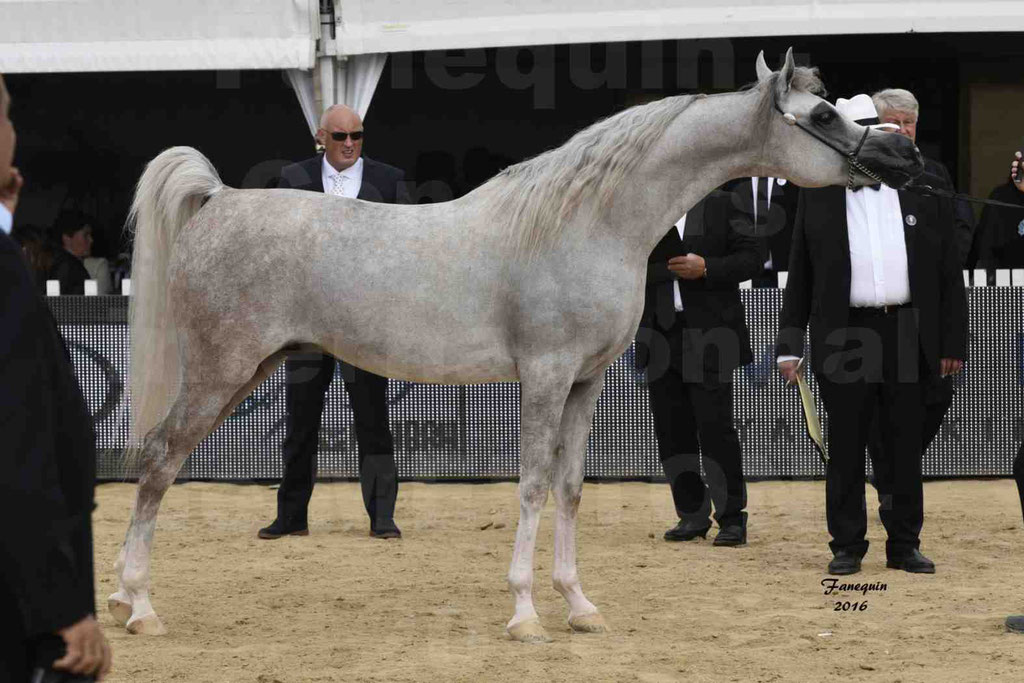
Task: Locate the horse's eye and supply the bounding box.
[813,111,836,126]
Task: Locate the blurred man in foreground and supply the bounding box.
[0,73,112,681]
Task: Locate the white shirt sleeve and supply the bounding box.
[672,213,686,311]
[0,203,11,235]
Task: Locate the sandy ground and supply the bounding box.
[92,479,1024,682]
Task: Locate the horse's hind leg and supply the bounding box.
[109,353,283,635]
[551,375,609,633]
[506,362,574,643]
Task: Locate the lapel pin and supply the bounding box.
[905,214,917,227]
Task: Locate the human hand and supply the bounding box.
[940,358,963,377]
[1011,151,1024,193]
[53,615,112,680]
[778,359,801,385]
[0,166,22,214]
[667,253,706,280]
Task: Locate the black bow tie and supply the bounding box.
[851,183,882,193]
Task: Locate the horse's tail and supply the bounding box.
[126,146,224,458]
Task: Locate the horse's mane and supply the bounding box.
[486,65,825,260]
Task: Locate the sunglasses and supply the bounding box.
[329,131,364,142]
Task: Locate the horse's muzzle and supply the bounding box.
[857,132,924,189]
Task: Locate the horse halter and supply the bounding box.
[773,99,884,189]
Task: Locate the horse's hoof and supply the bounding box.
[569,611,609,633]
[126,612,167,636]
[507,617,552,643]
[107,593,132,627]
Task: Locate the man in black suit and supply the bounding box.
[776,95,967,576]
[0,74,112,681]
[259,104,407,540]
[866,90,975,466]
[728,176,800,288]
[637,188,763,546]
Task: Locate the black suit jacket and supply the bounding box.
[775,186,968,378]
[720,177,801,276]
[638,189,764,378]
[278,153,407,204]
[0,232,96,648]
[921,157,974,266]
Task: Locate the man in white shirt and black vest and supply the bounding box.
[775,94,967,576]
[259,104,408,540]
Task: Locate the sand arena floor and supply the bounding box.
[92,480,1024,682]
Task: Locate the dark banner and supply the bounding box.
[51,289,1022,481]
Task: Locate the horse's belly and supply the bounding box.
[321,322,517,385]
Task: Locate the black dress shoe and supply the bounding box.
[1006,615,1024,633]
[886,549,935,574]
[663,520,711,542]
[828,551,863,575]
[257,519,309,539]
[370,522,402,539]
[713,525,747,547]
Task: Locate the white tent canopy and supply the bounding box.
[4,1,1024,73]
[0,0,317,73]
[334,0,1024,55]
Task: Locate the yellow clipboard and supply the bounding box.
[793,359,828,464]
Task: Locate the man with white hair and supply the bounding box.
[871,88,975,262]
[259,104,409,540]
[776,94,967,576]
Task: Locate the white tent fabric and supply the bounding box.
[287,53,388,135]
[333,0,1024,56]
[0,0,316,73]
[285,69,320,138]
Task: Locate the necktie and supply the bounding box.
[331,173,347,197]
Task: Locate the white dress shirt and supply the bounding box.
[0,202,11,235]
[672,213,686,311]
[777,184,910,366]
[752,176,776,269]
[322,156,363,199]
[845,184,910,307]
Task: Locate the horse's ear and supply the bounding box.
[755,50,772,82]
[774,47,796,102]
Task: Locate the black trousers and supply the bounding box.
[867,375,952,531]
[277,351,397,531]
[1014,440,1024,526]
[816,308,925,559]
[645,317,747,529]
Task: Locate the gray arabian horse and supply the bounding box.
[109,50,922,641]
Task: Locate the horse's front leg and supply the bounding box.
[552,375,609,633]
[506,363,574,643]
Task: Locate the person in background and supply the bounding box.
[11,223,55,293]
[872,89,975,262]
[865,88,975,494]
[49,210,93,295]
[637,187,762,546]
[972,150,1024,269]
[258,104,408,541]
[0,72,112,682]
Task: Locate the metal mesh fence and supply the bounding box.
[50,288,1022,481]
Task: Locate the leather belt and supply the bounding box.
[849,303,910,315]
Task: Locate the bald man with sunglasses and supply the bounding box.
[259,105,410,541]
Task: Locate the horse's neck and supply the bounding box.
[601,91,766,259]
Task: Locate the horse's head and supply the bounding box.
[756,48,923,189]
